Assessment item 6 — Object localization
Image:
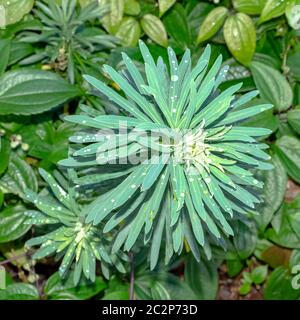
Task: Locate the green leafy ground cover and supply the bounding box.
[0,0,300,300]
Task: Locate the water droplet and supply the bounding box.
[171,75,179,82]
[205,177,211,184]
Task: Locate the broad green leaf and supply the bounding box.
[0,190,3,208]
[0,0,34,26]
[254,153,287,231]
[79,0,92,7]
[0,153,38,199]
[294,83,300,107]
[275,136,300,184]
[20,122,76,164]
[251,265,268,284]
[197,7,228,44]
[250,61,293,112]
[135,272,196,300]
[163,4,191,50]
[259,0,288,24]
[0,69,81,115]
[100,0,124,34]
[226,258,244,277]
[8,41,34,66]
[224,13,256,66]
[287,109,300,134]
[264,266,300,299]
[115,17,141,47]
[102,276,129,300]
[0,137,10,175]
[141,14,168,47]
[239,281,252,295]
[253,52,281,69]
[0,205,31,243]
[187,2,214,40]
[232,0,267,15]
[102,290,129,300]
[286,0,300,29]
[266,205,300,249]
[151,282,172,300]
[232,221,257,260]
[290,249,300,268]
[124,0,140,16]
[0,39,10,75]
[243,108,278,134]
[44,272,107,300]
[289,211,300,239]
[287,51,300,82]
[185,255,218,300]
[159,0,176,17]
[0,283,39,300]
[161,278,197,300]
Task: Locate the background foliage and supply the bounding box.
[0,0,300,300]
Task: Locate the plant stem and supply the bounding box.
[129,252,135,300]
[282,43,291,77]
[0,252,29,266]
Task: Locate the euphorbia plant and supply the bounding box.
[26,41,273,283]
[25,169,127,284]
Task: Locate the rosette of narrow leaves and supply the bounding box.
[19,0,117,82]
[25,168,126,284]
[60,41,273,270]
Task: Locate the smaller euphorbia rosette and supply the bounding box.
[60,41,273,270]
[25,168,126,284]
